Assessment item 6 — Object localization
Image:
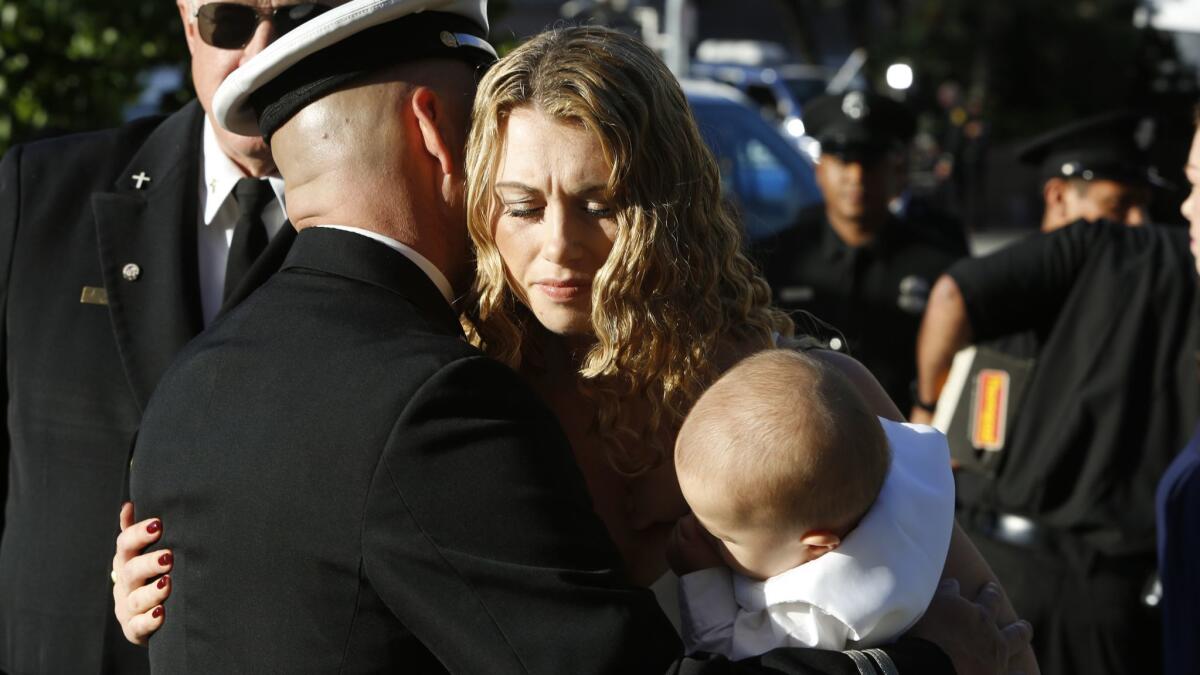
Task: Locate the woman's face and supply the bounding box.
[492,107,619,338]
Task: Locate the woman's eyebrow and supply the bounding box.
[575,183,609,197]
[494,181,538,193]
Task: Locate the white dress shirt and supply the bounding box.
[678,419,956,658]
[197,117,287,326]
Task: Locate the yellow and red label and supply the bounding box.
[970,369,1010,452]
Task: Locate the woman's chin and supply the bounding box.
[531,309,594,340]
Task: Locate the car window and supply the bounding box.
[691,98,822,242]
[783,78,828,108]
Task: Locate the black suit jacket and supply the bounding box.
[130,228,952,674]
[0,101,293,675]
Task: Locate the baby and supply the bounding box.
[668,349,954,659]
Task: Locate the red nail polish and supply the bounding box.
[147,520,161,534]
[158,552,173,566]
[152,606,164,619]
[156,576,168,589]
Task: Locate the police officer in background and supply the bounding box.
[756,91,964,411]
[912,153,1199,675]
[1018,111,1158,232]
[954,111,1166,366]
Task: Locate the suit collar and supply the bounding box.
[281,227,463,337]
[214,223,296,321]
[92,101,206,411]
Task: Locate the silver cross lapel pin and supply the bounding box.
[131,171,152,189]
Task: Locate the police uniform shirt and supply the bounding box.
[757,204,961,411]
[947,219,1200,555]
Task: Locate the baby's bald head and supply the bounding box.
[676,350,890,539]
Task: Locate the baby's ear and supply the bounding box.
[799,530,842,559]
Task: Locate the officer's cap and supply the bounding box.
[804,91,916,161]
[1016,111,1162,187]
[213,0,496,141]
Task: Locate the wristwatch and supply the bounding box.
[909,380,937,414]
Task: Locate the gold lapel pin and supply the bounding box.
[80,286,108,306]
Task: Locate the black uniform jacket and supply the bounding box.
[756,205,961,410]
[129,228,953,674]
[949,220,1200,558]
[0,101,293,674]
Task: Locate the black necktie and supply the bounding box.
[224,177,274,301]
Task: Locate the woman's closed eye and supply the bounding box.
[585,202,614,217]
[503,203,542,219]
[502,202,614,220]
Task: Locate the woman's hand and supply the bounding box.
[666,514,725,576]
[111,502,172,645]
[910,579,1034,675]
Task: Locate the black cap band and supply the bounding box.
[250,11,494,142]
[1041,148,1157,187]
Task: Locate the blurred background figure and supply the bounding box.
[913,201,1200,674]
[1017,111,1159,232]
[755,91,964,413]
[1156,106,1200,675]
[0,1,303,672]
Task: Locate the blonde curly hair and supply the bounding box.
[464,26,793,475]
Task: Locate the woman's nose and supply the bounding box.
[541,207,584,263]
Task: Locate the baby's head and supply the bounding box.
[675,350,891,580]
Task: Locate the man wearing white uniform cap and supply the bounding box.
[123,1,677,671]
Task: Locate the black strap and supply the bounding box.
[224,177,274,301]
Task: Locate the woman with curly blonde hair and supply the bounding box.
[458,23,1008,600]
[462,25,823,587]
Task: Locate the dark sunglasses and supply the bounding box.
[194,2,330,50]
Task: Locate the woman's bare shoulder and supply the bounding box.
[810,350,905,422]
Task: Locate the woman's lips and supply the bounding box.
[535,280,590,301]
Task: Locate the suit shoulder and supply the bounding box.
[5,108,187,184]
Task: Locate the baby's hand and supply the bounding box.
[666,513,725,575]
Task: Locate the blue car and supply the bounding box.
[685,79,822,243]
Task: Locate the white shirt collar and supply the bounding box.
[201,116,285,225]
[315,225,454,304]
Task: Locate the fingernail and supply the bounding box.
[152,606,164,619]
[158,552,173,566]
[156,576,169,589]
[147,520,161,534]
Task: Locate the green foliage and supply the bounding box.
[0,0,516,154]
[0,0,188,153]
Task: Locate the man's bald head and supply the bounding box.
[270,59,476,193]
[268,58,480,289]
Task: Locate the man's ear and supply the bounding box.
[177,0,198,55]
[1043,178,1068,211]
[410,86,457,181]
